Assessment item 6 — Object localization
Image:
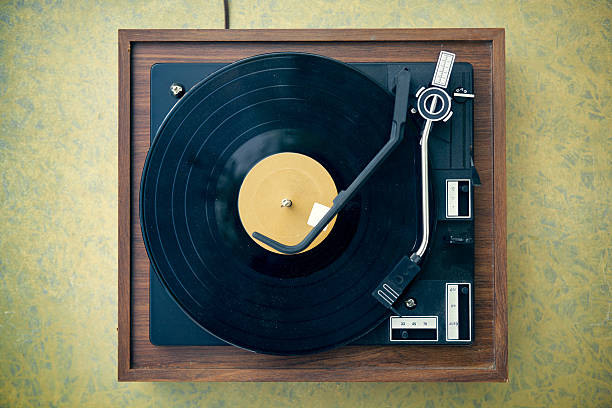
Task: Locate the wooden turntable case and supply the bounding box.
[118,28,507,382]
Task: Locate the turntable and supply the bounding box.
[118,29,507,381]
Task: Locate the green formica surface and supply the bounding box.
[0,0,610,406]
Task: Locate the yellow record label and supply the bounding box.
[238,152,337,254]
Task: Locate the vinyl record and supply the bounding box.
[140,52,421,354]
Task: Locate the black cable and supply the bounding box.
[223,0,230,29]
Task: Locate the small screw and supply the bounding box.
[410,107,417,114]
[281,198,292,208]
[405,298,417,309]
[170,83,185,98]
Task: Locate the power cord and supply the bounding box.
[224,0,230,29]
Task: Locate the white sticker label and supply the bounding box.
[432,51,455,88]
[447,284,460,340]
[447,181,459,217]
[391,317,437,329]
[307,202,331,231]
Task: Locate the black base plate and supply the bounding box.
[149,60,475,348]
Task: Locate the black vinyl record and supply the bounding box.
[140,53,420,355]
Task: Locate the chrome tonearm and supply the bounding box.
[410,51,456,264]
[372,51,460,309]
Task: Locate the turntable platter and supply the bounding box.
[140,53,420,354]
[238,152,338,254]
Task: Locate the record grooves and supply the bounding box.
[140,53,421,354]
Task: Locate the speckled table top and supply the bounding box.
[0,0,610,407]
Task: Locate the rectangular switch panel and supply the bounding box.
[446,283,471,341]
[389,316,438,342]
[446,179,471,219]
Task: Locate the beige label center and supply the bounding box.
[238,152,338,254]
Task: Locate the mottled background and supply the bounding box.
[0,0,610,406]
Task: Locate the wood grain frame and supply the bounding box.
[118,29,507,382]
